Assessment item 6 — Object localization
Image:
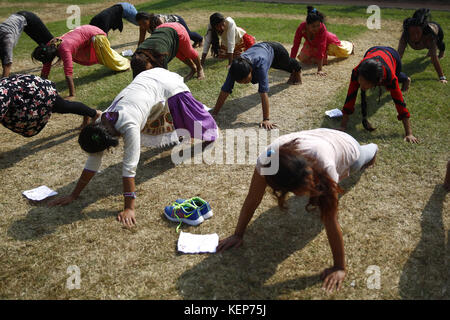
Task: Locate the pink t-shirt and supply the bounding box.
[42,25,106,77]
[290,22,341,60]
[256,128,360,183]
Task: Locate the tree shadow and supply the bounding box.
[399,184,449,299]
[7,142,206,241]
[0,129,78,170]
[214,81,290,130]
[176,196,324,299]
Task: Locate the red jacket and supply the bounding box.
[342,47,410,120]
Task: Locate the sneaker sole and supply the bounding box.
[202,210,213,220]
[164,212,204,226]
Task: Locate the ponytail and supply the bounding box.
[306,6,325,24]
[131,49,166,78]
[402,8,431,38]
[31,42,59,64]
[78,123,119,154]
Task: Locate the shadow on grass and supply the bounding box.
[176,167,366,299]
[402,55,430,78]
[0,129,78,170]
[215,80,290,130]
[13,63,130,91]
[399,184,449,299]
[319,88,400,141]
[7,142,210,241]
[177,196,323,299]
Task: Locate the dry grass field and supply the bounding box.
[0,0,448,300]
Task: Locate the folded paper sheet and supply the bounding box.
[122,49,134,57]
[22,185,58,201]
[325,108,343,118]
[177,231,219,254]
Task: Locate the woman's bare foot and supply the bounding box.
[401,77,411,91]
[197,68,205,80]
[287,70,302,85]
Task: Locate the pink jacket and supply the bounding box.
[42,25,106,77]
[290,22,341,60]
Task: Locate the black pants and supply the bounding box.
[267,42,302,73]
[176,15,203,44]
[16,11,54,46]
[53,95,97,118]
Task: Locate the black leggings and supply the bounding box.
[267,42,302,73]
[16,11,54,46]
[52,95,97,117]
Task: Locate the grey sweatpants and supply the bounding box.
[350,143,378,173]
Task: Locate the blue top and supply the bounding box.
[221,42,274,94]
[119,2,138,26]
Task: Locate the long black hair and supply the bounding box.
[306,6,325,24]
[358,58,383,85]
[78,123,119,154]
[357,58,384,131]
[402,8,430,36]
[31,43,59,64]
[130,49,165,78]
[229,56,252,81]
[136,12,160,32]
[208,12,225,57]
[263,139,343,219]
[403,8,445,52]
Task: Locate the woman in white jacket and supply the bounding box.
[201,13,255,67]
[48,67,217,227]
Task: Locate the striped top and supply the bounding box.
[342,47,410,120]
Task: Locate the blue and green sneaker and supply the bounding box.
[164,202,204,232]
[174,197,213,220]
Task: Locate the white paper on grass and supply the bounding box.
[325,108,343,118]
[177,231,219,254]
[122,49,134,57]
[22,186,58,201]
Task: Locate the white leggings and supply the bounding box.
[350,143,378,173]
